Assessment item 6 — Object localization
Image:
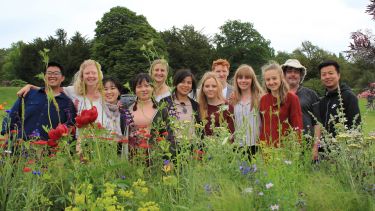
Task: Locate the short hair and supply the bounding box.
[47,61,64,75]
[130,73,154,93]
[103,77,124,100]
[318,60,340,74]
[211,59,230,71]
[173,69,197,99]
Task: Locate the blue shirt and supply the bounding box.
[1,88,77,140]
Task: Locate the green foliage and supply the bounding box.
[214,20,275,75]
[92,6,167,83]
[9,79,27,87]
[160,25,214,79]
[303,78,325,96]
[0,42,24,82]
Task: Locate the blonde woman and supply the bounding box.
[149,59,171,102]
[198,72,235,138]
[17,59,108,125]
[231,64,264,157]
[259,62,303,147]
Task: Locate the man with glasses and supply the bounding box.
[1,62,76,141]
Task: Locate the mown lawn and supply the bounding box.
[0,87,374,135]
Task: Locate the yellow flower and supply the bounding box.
[64,206,80,211]
[133,179,146,187]
[138,201,160,211]
[163,163,172,173]
[140,187,148,194]
[118,189,134,198]
[74,194,85,205]
[347,144,362,149]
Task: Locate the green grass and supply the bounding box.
[0,87,20,108]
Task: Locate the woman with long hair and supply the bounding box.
[259,62,303,147]
[231,64,264,157]
[149,59,171,102]
[198,72,235,139]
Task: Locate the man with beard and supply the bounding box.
[282,59,320,136]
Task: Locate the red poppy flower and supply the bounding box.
[0,137,5,142]
[161,131,169,136]
[139,142,150,149]
[117,139,129,143]
[144,134,152,138]
[156,137,165,142]
[31,140,48,145]
[48,128,61,141]
[27,159,35,165]
[47,139,58,147]
[56,124,69,137]
[96,122,104,129]
[75,106,98,128]
[23,167,32,173]
[0,143,7,148]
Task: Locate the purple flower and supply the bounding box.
[5,109,11,113]
[163,159,170,165]
[32,170,41,176]
[239,162,257,175]
[204,184,212,194]
[121,175,126,180]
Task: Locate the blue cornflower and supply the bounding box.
[121,175,126,180]
[32,170,41,176]
[239,162,256,175]
[163,159,170,165]
[204,184,212,194]
[5,109,11,113]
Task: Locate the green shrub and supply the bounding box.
[10,79,27,87]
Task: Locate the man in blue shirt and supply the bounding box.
[1,62,76,141]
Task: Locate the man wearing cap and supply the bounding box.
[211,59,233,99]
[282,59,320,136]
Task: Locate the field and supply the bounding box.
[0,87,374,210]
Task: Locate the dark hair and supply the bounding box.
[318,60,340,74]
[173,69,197,99]
[130,73,156,111]
[47,61,64,75]
[103,77,124,100]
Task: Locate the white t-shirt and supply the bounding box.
[63,86,109,126]
[222,86,228,99]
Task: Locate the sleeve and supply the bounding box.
[289,94,303,133]
[343,93,361,129]
[1,98,22,135]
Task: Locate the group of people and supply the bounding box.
[1,57,361,160]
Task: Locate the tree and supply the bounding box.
[92,6,167,83]
[214,20,274,75]
[0,42,24,83]
[160,25,214,78]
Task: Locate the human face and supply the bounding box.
[264,69,281,93]
[176,76,193,97]
[213,64,229,85]
[320,65,340,91]
[104,81,120,104]
[45,66,64,88]
[236,74,252,92]
[135,80,153,101]
[83,64,99,87]
[203,78,219,100]
[284,67,301,88]
[152,63,167,83]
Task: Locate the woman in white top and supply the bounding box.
[149,59,171,102]
[17,59,108,127]
[231,64,264,160]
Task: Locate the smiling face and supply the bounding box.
[212,64,229,85]
[45,66,64,89]
[284,67,301,88]
[203,77,220,100]
[82,64,99,87]
[135,79,153,101]
[152,63,168,83]
[176,76,193,97]
[320,65,340,91]
[236,74,252,92]
[104,81,120,104]
[264,69,281,93]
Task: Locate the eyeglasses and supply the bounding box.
[46,71,62,76]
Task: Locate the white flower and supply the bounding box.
[258,192,264,196]
[243,187,253,194]
[4,150,12,154]
[270,204,279,210]
[266,183,274,189]
[284,160,292,165]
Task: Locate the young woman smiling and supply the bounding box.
[231,64,264,157]
[198,72,235,139]
[259,62,303,147]
[149,59,171,102]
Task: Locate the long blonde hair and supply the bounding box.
[198,72,225,119]
[72,59,104,96]
[232,64,264,109]
[261,62,289,104]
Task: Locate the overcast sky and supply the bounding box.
[1,0,374,55]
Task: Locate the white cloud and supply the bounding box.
[0,0,374,54]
